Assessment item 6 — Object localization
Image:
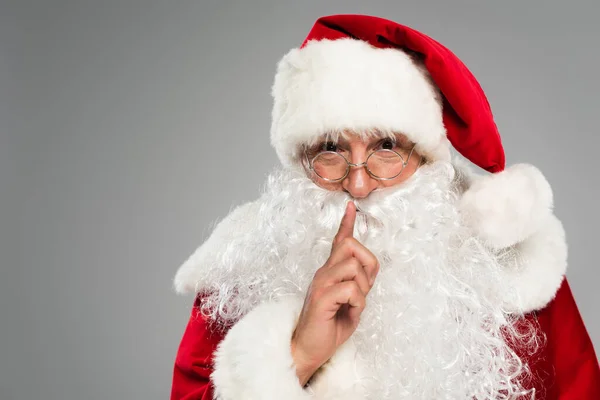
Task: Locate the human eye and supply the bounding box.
[322,141,339,152]
[312,141,340,153]
[305,141,339,159]
[376,138,397,150]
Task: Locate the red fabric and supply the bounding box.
[170,279,600,399]
[516,279,600,398]
[170,296,224,400]
[301,14,505,173]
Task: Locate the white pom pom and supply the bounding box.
[459,163,553,249]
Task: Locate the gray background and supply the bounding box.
[2,1,598,399]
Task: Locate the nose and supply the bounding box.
[342,156,378,199]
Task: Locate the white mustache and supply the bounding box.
[349,161,455,237]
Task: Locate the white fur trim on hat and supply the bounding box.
[270,38,450,166]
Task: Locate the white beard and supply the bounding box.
[197,160,540,399]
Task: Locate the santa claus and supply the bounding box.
[170,14,600,399]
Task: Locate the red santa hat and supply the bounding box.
[270,14,504,173]
[269,14,562,262]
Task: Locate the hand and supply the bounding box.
[290,201,380,386]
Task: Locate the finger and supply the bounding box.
[332,201,356,246]
[320,281,366,320]
[320,258,371,296]
[327,238,379,285]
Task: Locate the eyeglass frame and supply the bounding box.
[303,144,418,182]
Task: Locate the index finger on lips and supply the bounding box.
[332,201,356,247]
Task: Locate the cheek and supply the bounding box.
[378,156,421,188]
[303,163,343,191]
[313,179,343,191]
[379,176,407,188]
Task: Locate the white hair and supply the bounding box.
[196,160,541,399]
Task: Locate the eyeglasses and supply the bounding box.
[305,145,417,182]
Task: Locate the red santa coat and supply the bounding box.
[170,278,600,399]
[170,14,600,398]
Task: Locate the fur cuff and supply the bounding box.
[211,296,313,400]
[459,163,554,250]
[211,296,370,399]
[307,337,369,399]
